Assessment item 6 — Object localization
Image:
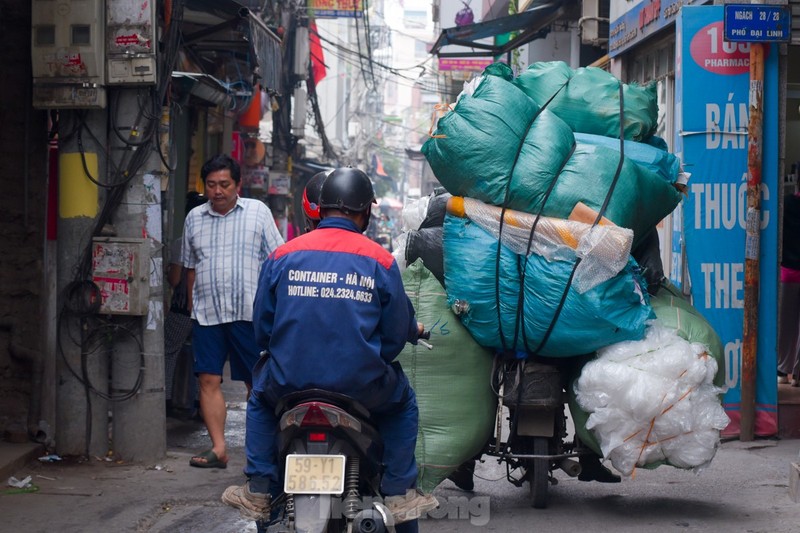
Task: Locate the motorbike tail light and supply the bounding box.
[301,403,333,427]
[308,432,328,442]
[281,402,363,432]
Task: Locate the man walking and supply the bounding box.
[183,154,284,468]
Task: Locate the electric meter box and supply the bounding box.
[31,0,106,109]
[91,238,150,316]
[106,0,157,85]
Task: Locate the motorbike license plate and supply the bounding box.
[284,454,346,494]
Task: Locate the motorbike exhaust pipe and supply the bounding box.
[558,458,581,478]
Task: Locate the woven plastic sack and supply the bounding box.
[573,132,681,185]
[513,61,658,141]
[397,260,495,493]
[421,73,682,246]
[650,281,726,388]
[443,214,654,356]
[574,323,730,477]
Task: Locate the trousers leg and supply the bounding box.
[778,281,800,376]
[373,377,419,496]
[244,388,280,497]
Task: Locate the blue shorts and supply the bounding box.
[192,321,260,383]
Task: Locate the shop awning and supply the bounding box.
[430,1,574,58]
[180,0,282,93]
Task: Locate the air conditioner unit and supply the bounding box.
[581,0,610,46]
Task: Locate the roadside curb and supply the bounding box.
[0,441,44,483]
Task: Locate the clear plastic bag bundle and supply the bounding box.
[451,196,633,293]
[574,323,730,476]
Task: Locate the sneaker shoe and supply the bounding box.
[779,372,789,385]
[221,483,270,521]
[384,489,439,524]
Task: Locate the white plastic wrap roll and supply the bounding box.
[574,323,730,476]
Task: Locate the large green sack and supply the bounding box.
[650,281,726,388]
[397,259,496,493]
[513,61,658,141]
[421,72,682,246]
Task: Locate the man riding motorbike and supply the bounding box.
[222,167,438,529]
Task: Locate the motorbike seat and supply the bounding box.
[275,388,372,421]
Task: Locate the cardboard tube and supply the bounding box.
[568,202,613,226]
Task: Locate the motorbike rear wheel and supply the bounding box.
[527,436,549,509]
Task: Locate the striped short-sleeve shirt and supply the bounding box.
[182,197,284,326]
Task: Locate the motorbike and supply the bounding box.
[484,357,591,509]
[262,334,433,533]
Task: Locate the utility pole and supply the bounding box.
[269,2,298,237]
[108,89,166,460]
[740,41,764,441]
[721,0,790,440]
[56,110,109,457]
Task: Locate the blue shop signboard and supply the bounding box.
[674,5,779,436]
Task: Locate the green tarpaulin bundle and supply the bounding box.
[397,260,496,493]
[421,69,682,246]
[511,61,658,142]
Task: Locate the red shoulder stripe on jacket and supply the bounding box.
[272,228,395,269]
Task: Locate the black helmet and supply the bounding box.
[319,167,376,213]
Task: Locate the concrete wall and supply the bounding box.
[0,1,48,438]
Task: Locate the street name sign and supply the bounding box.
[724,4,791,42]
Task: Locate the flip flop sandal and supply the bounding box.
[190,450,228,469]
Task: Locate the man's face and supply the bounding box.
[204,169,240,215]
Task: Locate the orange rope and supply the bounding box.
[626,350,710,476]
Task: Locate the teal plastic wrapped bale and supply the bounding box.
[573,132,682,185]
[397,259,496,493]
[513,61,658,142]
[442,214,655,356]
[421,72,682,247]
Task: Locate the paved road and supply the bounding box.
[4,373,800,532]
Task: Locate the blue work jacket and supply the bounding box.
[253,217,418,405]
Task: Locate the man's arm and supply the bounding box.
[377,263,417,363]
[186,268,195,312]
[260,204,285,259]
[167,263,183,289]
[253,258,277,350]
